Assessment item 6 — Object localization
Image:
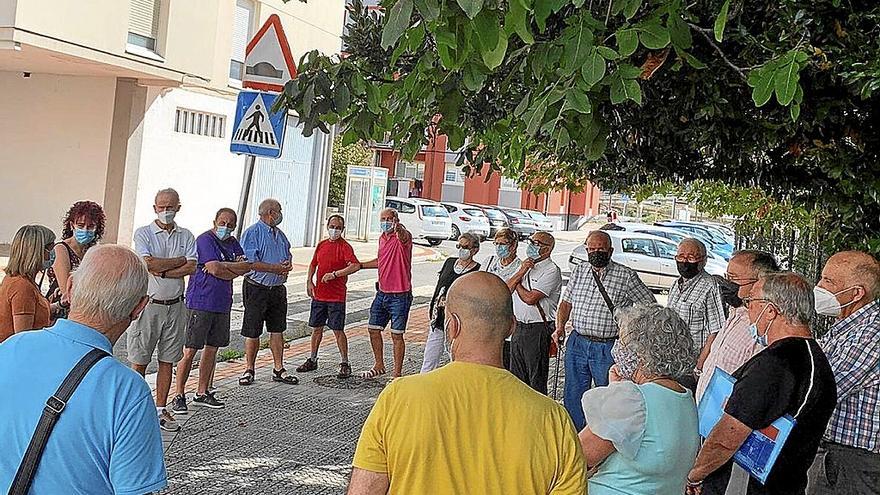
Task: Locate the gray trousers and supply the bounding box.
[807,441,880,495]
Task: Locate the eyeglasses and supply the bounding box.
[529,238,551,247]
[493,241,511,246]
[455,243,474,250]
[725,273,758,285]
[741,297,769,307]
[674,255,705,263]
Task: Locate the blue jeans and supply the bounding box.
[563,333,615,431]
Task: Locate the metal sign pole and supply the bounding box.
[235,155,256,239]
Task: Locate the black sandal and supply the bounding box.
[238,369,255,386]
[272,368,299,385]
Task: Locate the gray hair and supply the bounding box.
[680,237,707,258]
[616,304,696,380]
[258,198,281,215]
[70,245,148,327]
[731,249,779,276]
[155,188,180,205]
[761,272,814,325]
[458,232,480,248]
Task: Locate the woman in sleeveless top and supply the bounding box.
[47,201,105,314]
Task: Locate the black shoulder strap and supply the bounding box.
[591,268,616,315]
[9,348,110,495]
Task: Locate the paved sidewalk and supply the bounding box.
[158,306,436,494]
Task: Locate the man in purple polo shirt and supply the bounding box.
[171,208,251,413]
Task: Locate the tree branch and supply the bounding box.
[688,23,749,83]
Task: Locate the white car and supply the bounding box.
[441,202,491,241]
[568,230,727,291]
[523,209,555,231]
[385,197,452,246]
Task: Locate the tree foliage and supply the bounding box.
[329,135,373,207]
[279,0,880,254]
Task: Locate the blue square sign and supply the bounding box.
[230,90,288,158]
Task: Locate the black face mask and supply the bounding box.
[588,251,611,268]
[677,261,701,279]
[715,275,742,308]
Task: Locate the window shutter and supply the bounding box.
[129,0,160,39]
[231,0,253,64]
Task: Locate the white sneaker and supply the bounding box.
[159,409,180,432]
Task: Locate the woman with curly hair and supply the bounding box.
[578,303,701,495]
[47,201,105,311]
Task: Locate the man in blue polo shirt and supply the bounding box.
[0,244,166,494]
[171,208,251,413]
[238,198,296,386]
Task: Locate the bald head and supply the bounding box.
[821,251,880,301]
[446,272,515,352]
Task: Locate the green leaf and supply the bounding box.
[525,104,548,136]
[556,126,571,149]
[637,20,670,49]
[624,78,642,104]
[617,63,643,79]
[597,46,620,60]
[586,133,607,160]
[562,18,595,75]
[790,102,801,122]
[514,92,531,117]
[610,76,641,104]
[611,0,628,16]
[535,0,566,32]
[504,0,534,44]
[456,0,484,19]
[565,89,592,113]
[582,49,607,86]
[413,0,440,21]
[623,0,642,19]
[381,0,413,50]
[472,10,500,54]
[616,29,638,57]
[334,83,350,111]
[677,48,706,69]
[714,0,730,43]
[668,12,692,49]
[302,84,316,118]
[482,31,508,69]
[365,84,380,113]
[774,53,800,105]
[749,68,774,107]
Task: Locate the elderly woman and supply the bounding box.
[47,201,105,313]
[0,225,56,342]
[420,233,481,373]
[482,227,524,369]
[579,304,700,495]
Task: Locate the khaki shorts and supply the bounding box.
[126,300,187,365]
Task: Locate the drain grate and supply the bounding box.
[314,375,386,389]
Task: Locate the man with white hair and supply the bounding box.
[0,245,167,494]
[127,188,197,432]
[238,198,295,386]
[667,237,726,389]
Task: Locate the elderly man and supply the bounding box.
[127,188,197,432]
[296,215,361,379]
[696,250,779,403]
[687,272,837,495]
[0,245,166,494]
[667,237,726,389]
[360,208,413,379]
[349,272,586,494]
[555,230,655,430]
[510,231,563,394]
[171,208,251,413]
[808,251,880,495]
[238,198,295,386]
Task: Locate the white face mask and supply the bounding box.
[328,228,343,240]
[157,210,176,225]
[814,285,861,317]
[458,248,472,261]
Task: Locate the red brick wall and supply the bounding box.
[463,170,501,205]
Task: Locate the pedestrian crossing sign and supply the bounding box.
[230,90,288,158]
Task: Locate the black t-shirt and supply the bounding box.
[712,337,837,495]
[429,258,480,330]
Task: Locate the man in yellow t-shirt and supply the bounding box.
[349,272,587,495]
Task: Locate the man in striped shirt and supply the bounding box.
[808,251,880,495]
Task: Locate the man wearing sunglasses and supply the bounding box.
[510,232,562,394]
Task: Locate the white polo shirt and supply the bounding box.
[133,221,197,299]
[512,257,562,324]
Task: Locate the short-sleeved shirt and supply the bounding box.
[240,221,291,287]
[186,231,245,313]
[0,320,167,494]
[133,221,197,299]
[714,337,837,495]
[378,233,413,293]
[562,261,655,339]
[311,238,360,303]
[483,255,523,282]
[513,258,563,323]
[667,271,725,348]
[353,361,587,494]
[696,306,762,403]
[0,275,51,343]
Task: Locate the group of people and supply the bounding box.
[0,190,878,495]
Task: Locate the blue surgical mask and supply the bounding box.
[380,221,394,233]
[43,249,55,271]
[495,244,510,259]
[748,304,772,347]
[74,228,96,245]
[527,243,541,260]
[216,226,232,240]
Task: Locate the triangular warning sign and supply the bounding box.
[243,14,297,92]
[231,94,280,150]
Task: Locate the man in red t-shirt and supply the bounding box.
[296,215,361,378]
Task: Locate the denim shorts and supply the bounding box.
[308,300,346,331]
[368,290,413,334]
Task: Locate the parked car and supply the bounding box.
[441,202,491,240]
[468,205,509,238]
[385,196,452,246]
[495,207,538,240]
[569,231,727,290]
[523,209,555,231]
[618,223,731,261]
[655,221,734,260]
